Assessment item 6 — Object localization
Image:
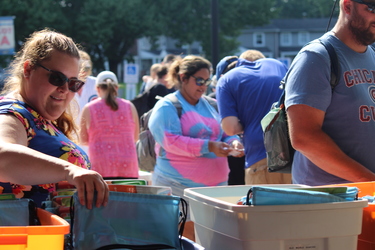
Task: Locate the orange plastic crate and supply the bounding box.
[0,208,70,250]
[323,181,375,250]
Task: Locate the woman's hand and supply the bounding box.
[65,166,109,209]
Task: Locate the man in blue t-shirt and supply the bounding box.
[285,0,375,186]
[216,50,291,184]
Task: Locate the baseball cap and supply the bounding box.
[96,71,118,85]
[215,55,238,80]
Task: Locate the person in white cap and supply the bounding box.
[79,71,140,179]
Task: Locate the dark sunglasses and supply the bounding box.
[191,75,212,86]
[36,63,85,92]
[352,0,375,13]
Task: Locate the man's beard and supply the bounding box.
[348,7,375,46]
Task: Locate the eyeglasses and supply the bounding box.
[191,75,212,86]
[36,63,85,92]
[352,0,375,13]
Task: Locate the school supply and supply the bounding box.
[69,190,187,250]
[107,184,172,195]
[136,94,217,172]
[44,180,149,221]
[0,195,40,226]
[243,186,359,206]
[261,38,339,173]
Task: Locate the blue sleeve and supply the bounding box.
[285,45,332,112]
[216,76,239,120]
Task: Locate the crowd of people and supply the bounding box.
[1,0,375,242]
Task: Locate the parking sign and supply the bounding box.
[0,16,15,55]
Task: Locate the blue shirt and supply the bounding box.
[285,32,375,185]
[216,58,287,168]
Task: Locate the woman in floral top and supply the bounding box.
[0,28,108,209]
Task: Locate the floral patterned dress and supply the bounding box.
[0,97,90,206]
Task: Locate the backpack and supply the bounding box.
[137,95,217,172]
[260,38,339,173]
[131,90,152,120]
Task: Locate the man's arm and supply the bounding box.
[221,116,243,136]
[288,104,375,182]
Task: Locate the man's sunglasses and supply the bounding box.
[352,0,375,13]
[36,63,85,92]
[191,75,212,86]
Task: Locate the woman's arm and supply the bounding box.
[79,105,90,145]
[0,142,108,209]
[0,114,108,209]
[129,101,140,142]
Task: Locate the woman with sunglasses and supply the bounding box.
[148,55,244,240]
[0,28,108,209]
[79,71,140,179]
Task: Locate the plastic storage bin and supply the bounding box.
[0,208,70,250]
[181,236,205,250]
[184,185,367,250]
[323,181,375,250]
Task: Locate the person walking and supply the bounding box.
[79,71,139,179]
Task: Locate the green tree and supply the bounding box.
[0,0,159,75]
[275,0,339,18]
[0,0,289,75]
[66,0,159,75]
[152,0,278,63]
[0,0,68,67]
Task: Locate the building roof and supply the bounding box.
[248,18,338,32]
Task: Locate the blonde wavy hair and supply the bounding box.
[1,28,81,140]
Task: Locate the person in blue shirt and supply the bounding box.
[286,0,375,185]
[216,50,291,185]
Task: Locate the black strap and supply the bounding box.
[279,37,340,108]
[319,38,339,89]
[96,244,176,250]
[246,188,253,206]
[67,195,75,250]
[178,198,188,241]
[28,199,40,226]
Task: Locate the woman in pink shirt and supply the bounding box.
[79,71,139,179]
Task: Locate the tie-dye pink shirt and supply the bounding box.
[149,91,239,187]
[87,98,139,178]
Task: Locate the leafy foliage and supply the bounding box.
[0,0,338,74]
[274,0,339,18]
